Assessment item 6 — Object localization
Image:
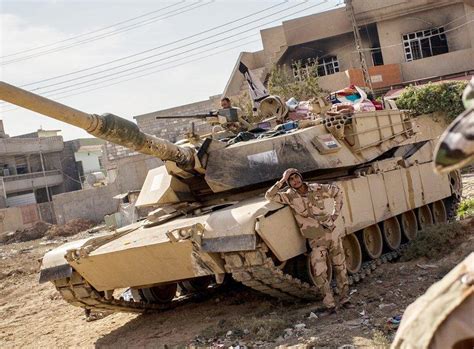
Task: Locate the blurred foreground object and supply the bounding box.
[391,253,473,349]
[434,78,474,173]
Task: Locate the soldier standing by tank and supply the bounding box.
[265,168,349,311]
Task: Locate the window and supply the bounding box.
[371,46,384,66]
[317,56,340,77]
[292,56,340,80]
[402,27,448,62]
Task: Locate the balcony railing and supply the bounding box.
[2,170,63,194]
[2,169,62,182]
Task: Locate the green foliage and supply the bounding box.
[268,60,324,101]
[396,81,467,122]
[457,198,474,219]
[401,221,471,261]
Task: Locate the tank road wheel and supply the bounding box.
[382,217,402,250]
[360,225,383,259]
[417,205,433,230]
[342,234,362,274]
[399,210,418,241]
[139,283,178,304]
[179,276,213,293]
[431,200,447,224]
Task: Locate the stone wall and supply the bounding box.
[52,148,161,225]
[134,96,220,141]
[53,183,120,225]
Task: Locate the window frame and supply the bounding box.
[402,27,447,62]
[292,56,340,80]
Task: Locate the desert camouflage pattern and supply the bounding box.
[265,182,343,239]
[435,77,474,173]
[265,181,348,307]
[310,232,349,308]
[391,253,474,349]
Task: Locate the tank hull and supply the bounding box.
[40,146,457,295]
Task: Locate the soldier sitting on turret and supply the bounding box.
[220,96,251,133]
[265,168,349,312]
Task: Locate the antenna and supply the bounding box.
[345,0,373,92]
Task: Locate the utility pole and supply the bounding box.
[345,0,373,92]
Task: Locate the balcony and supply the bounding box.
[317,63,403,92]
[0,136,64,155]
[1,170,63,194]
[400,48,474,82]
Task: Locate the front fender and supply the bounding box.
[38,238,94,283]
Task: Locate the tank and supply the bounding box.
[0,81,462,312]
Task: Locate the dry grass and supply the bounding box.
[372,330,391,348]
[401,220,473,261]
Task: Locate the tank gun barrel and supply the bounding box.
[0,81,195,169]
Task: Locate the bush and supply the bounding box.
[396,81,467,122]
[457,198,474,219]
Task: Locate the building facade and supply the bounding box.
[134,0,473,140]
[223,0,474,95]
[0,127,70,209]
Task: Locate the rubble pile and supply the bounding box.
[46,219,96,238]
[0,221,51,244]
[0,219,96,244]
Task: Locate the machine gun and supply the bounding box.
[155,108,242,125]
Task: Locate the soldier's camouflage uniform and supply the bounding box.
[265,180,349,308]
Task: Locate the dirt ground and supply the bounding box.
[0,176,473,348]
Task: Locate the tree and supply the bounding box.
[267,59,324,101]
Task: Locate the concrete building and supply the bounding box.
[71,138,105,182]
[51,140,161,225]
[0,126,69,208]
[223,0,474,95]
[134,0,474,139]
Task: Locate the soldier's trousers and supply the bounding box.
[309,233,349,308]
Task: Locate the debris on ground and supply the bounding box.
[0,219,97,245]
[46,219,96,238]
[0,221,51,244]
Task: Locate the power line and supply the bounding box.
[0,2,183,59]
[0,1,336,112]
[0,38,262,114]
[1,1,212,66]
[17,0,291,88]
[29,1,320,93]
[45,39,263,101]
[41,34,261,98]
[32,10,474,103]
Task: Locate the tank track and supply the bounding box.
[223,245,406,300]
[52,273,215,314]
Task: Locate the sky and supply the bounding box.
[1,0,340,140]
